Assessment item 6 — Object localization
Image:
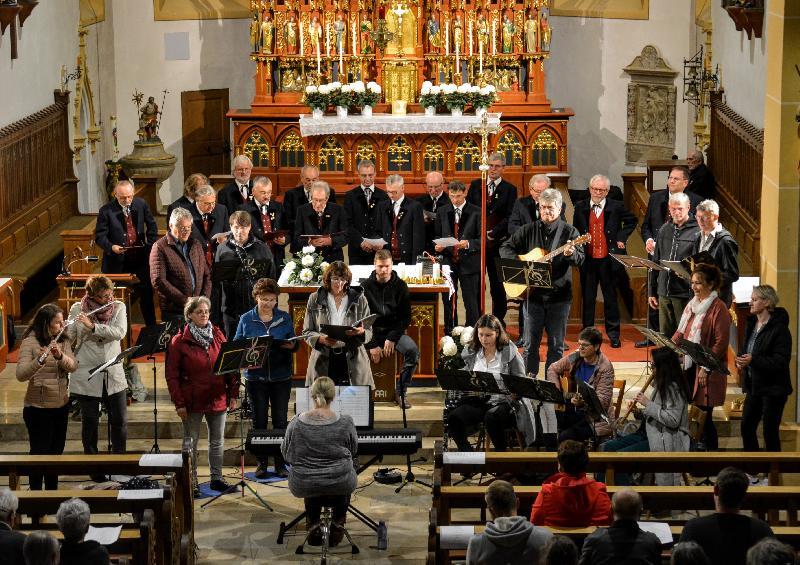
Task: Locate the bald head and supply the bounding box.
[425,171,445,199]
[611,488,642,520]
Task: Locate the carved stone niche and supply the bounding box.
[623,45,679,166]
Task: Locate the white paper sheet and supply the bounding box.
[138,454,182,468]
[638,521,673,544]
[117,489,165,500]
[439,525,476,549]
[433,237,460,248]
[732,276,760,304]
[85,525,122,546]
[443,452,486,465]
[362,237,388,247]
[295,385,371,428]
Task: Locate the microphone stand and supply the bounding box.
[395,379,431,494]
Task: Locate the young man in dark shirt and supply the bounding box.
[679,466,773,565]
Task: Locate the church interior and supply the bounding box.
[0,0,799,563]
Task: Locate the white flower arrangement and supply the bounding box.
[440,336,458,357]
[302,245,316,254]
[451,326,465,336]
[284,260,297,272]
[284,246,326,286]
[367,81,381,94]
[305,81,383,112]
[301,254,315,267]
[299,268,314,283]
[351,80,365,93]
[460,326,474,346]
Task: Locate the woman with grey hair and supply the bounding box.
[22,531,60,565]
[56,498,109,564]
[736,285,792,452]
[166,296,239,493]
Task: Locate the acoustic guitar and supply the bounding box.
[503,233,592,299]
[555,373,583,412]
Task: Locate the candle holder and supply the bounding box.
[370,18,394,55]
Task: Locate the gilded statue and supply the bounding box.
[540,10,551,51]
[310,16,323,53]
[426,14,441,53]
[360,14,373,54]
[501,14,515,54]
[250,14,259,53]
[476,13,489,53]
[334,13,346,53]
[285,13,298,54]
[261,13,274,54]
[524,11,537,53]
[453,14,464,54]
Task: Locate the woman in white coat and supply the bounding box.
[66,276,128,463]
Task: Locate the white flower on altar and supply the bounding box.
[460,327,474,346]
[470,85,480,94]
[318,84,330,95]
[330,81,342,90]
[484,84,496,93]
[457,82,472,94]
[451,326,465,336]
[305,85,318,94]
[301,254,315,267]
[367,81,381,93]
[421,81,433,95]
[302,245,316,254]
[320,261,330,271]
[299,268,314,283]
[479,85,494,96]
[440,336,458,356]
[352,81,365,93]
[430,85,441,95]
[284,260,297,272]
[341,84,352,94]
[442,83,457,94]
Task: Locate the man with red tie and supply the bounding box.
[240,176,287,273]
[375,175,425,265]
[217,155,254,214]
[190,186,230,268]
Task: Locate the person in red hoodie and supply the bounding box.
[531,439,612,528]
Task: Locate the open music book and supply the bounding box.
[295,385,373,428]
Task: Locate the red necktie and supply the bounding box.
[391,209,401,261]
[453,209,461,263]
[202,215,213,266]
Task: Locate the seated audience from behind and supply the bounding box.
[670,541,711,565]
[531,439,612,527]
[0,488,25,565]
[22,531,59,565]
[579,488,661,565]
[56,498,109,565]
[679,466,774,565]
[542,535,580,565]
[466,479,552,565]
[746,538,797,565]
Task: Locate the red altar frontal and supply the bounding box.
[231,0,572,198]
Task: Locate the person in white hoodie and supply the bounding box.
[466,480,552,565]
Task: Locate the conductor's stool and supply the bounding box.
[296,505,359,563]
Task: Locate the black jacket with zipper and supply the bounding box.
[360,270,411,347]
[742,307,793,397]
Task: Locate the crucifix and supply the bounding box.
[392,1,408,54]
[470,112,500,314]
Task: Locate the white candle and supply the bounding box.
[432,262,441,280]
[325,23,330,57]
[300,21,304,55]
[352,21,357,55]
[456,49,459,76]
[479,41,483,73]
[491,21,496,55]
[468,21,473,55]
[316,41,321,74]
[445,20,449,56]
[339,42,344,77]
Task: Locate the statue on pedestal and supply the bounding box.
[360,11,373,54]
[453,13,464,55]
[250,14,260,53]
[261,12,274,54]
[524,11,537,53]
[540,9,551,52]
[334,13,347,54]
[285,12,298,54]
[501,13,515,54]
[138,96,159,141]
[476,12,489,53]
[310,16,323,54]
[426,13,441,53]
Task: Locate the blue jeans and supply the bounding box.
[525,298,571,376]
[395,334,420,396]
[600,429,649,485]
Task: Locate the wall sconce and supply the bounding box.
[60,64,82,94]
[683,46,719,110]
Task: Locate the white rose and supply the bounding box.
[352,81,365,93]
[451,326,464,336]
[460,327,474,346]
[430,85,441,95]
[302,245,316,254]
[444,83,458,94]
[305,85,318,94]
[341,84,352,93]
[284,260,297,272]
[421,84,431,95]
[439,336,450,349]
[367,81,382,94]
[421,80,433,91]
[299,268,314,283]
[442,339,458,357]
[320,261,330,271]
[318,84,330,95]
[470,85,480,94]
[330,81,342,89]
[457,83,471,94]
[301,254,315,267]
[479,86,492,96]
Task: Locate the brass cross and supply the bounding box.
[469,111,500,181]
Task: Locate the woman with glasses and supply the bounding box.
[302,261,374,387]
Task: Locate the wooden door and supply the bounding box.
[180,89,231,179]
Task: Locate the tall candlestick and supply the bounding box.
[325,23,330,57]
[445,20,449,56]
[352,21,357,55]
[300,22,305,55]
[491,21,496,55]
[316,41,321,74]
[339,42,344,77]
[468,21,473,55]
[479,41,483,74]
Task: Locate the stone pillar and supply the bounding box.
[760,0,800,420]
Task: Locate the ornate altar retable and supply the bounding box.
[230,0,572,198]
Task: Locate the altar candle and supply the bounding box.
[491,21,496,55]
[479,41,483,73]
[432,262,441,280]
[339,42,344,76]
[352,21,357,55]
[326,24,330,57]
[455,49,459,75]
[445,20,449,56]
[316,41,321,74]
[468,21,473,55]
[300,22,305,55]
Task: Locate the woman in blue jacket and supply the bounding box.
[234,277,299,478]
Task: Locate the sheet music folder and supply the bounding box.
[212,259,273,283]
[496,258,552,290]
[132,320,182,359]
[501,374,566,405]
[212,336,272,375]
[295,385,374,429]
[320,314,378,342]
[678,339,730,375]
[88,346,141,381]
[577,380,606,421]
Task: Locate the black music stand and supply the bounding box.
[633,325,686,355]
[88,346,141,453]
[437,368,506,395]
[678,339,730,375]
[212,259,273,284]
[496,258,553,295]
[132,321,183,454]
[501,374,565,405]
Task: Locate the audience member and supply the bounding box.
[22,531,59,565]
[466,479,552,565]
[746,538,797,565]
[670,541,711,565]
[679,466,774,565]
[542,535,580,565]
[0,488,25,565]
[56,498,109,565]
[686,148,716,200]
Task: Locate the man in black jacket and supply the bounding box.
[361,250,419,408]
[217,154,254,214]
[435,181,482,332]
[344,159,388,264]
[376,174,425,265]
[693,199,739,306]
[418,171,450,254]
[468,152,517,325]
[509,174,565,234]
[0,489,25,565]
[95,179,159,325]
[291,181,347,262]
[241,176,287,271]
[579,489,661,565]
[282,165,337,237]
[573,175,638,348]
[649,191,700,337]
[190,185,230,268]
[500,188,584,375]
[687,148,716,200]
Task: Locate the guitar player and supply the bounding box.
[499,188,585,376]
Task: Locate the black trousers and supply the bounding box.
[223,313,241,342]
[74,390,128,454]
[127,260,156,327]
[246,378,292,467]
[580,255,621,340]
[443,264,480,333]
[556,409,594,443]
[486,250,507,324]
[447,400,516,451]
[328,349,350,385]
[305,494,350,524]
[23,404,69,490]
[742,393,788,451]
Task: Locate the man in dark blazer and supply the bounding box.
[0,488,25,565]
[467,152,517,325]
[166,172,208,219]
[291,180,347,262]
[217,155,254,215]
[240,176,287,271]
[282,165,337,237]
[687,148,716,200]
[509,174,565,234]
[637,165,702,347]
[189,185,230,268]
[573,175,638,348]
[95,179,159,326]
[418,171,450,254]
[435,181,481,332]
[376,174,425,265]
[693,199,739,306]
[344,159,388,264]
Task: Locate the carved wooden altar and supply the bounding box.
[230,0,571,197]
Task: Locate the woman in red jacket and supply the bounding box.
[166,296,239,493]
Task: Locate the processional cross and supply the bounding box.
[470,111,500,314]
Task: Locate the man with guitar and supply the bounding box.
[500,188,586,376]
[467,153,518,325]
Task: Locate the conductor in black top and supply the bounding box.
[467,152,517,325]
[418,171,450,254]
[292,181,347,262]
[241,176,287,271]
[94,179,159,326]
[282,165,337,237]
[344,159,388,265]
[435,181,482,332]
[375,174,425,265]
[686,148,716,200]
[217,155,254,214]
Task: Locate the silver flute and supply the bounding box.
[37,301,117,364]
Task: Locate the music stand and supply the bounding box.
[87,346,141,453]
[212,259,273,284]
[633,325,687,355]
[677,339,730,375]
[501,374,565,405]
[496,258,552,298]
[436,368,505,395]
[132,321,183,453]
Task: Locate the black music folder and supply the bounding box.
[611,254,668,272]
[577,380,606,421]
[320,314,378,342]
[88,346,141,381]
[501,374,566,405]
[132,320,183,359]
[213,336,272,375]
[677,339,730,375]
[633,325,686,355]
[435,368,504,395]
[213,259,273,283]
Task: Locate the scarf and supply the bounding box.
[189,322,214,350]
[81,294,114,324]
[676,290,718,369]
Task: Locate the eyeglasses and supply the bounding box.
[578,342,594,348]
[668,175,686,181]
[330,277,347,284]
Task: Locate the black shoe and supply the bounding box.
[395,392,411,409]
[635,339,654,348]
[275,465,289,478]
[209,479,233,492]
[193,487,201,498]
[90,474,108,483]
[254,463,270,480]
[610,338,621,348]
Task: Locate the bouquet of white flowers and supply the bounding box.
[438,325,472,371]
[283,245,328,285]
[302,84,328,111]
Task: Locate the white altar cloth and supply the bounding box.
[299,113,501,137]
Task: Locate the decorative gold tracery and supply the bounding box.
[243,130,270,167]
[497,130,523,166]
[387,136,412,171]
[355,140,376,164]
[411,305,434,328]
[454,136,481,171]
[532,129,559,167]
[318,136,345,171]
[423,142,444,171]
[279,130,305,167]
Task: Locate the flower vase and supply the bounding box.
[312,108,324,119]
[425,106,436,116]
[336,106,348,119]
[475,107,487,118]
[362,105,373,118]
[450,108,463,117]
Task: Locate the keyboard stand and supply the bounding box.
[277,454,388,549]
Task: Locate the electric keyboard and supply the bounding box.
[246,428,423,457]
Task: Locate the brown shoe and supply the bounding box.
[395,392,411,409]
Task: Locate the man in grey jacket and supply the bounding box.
[466,480,552,565]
